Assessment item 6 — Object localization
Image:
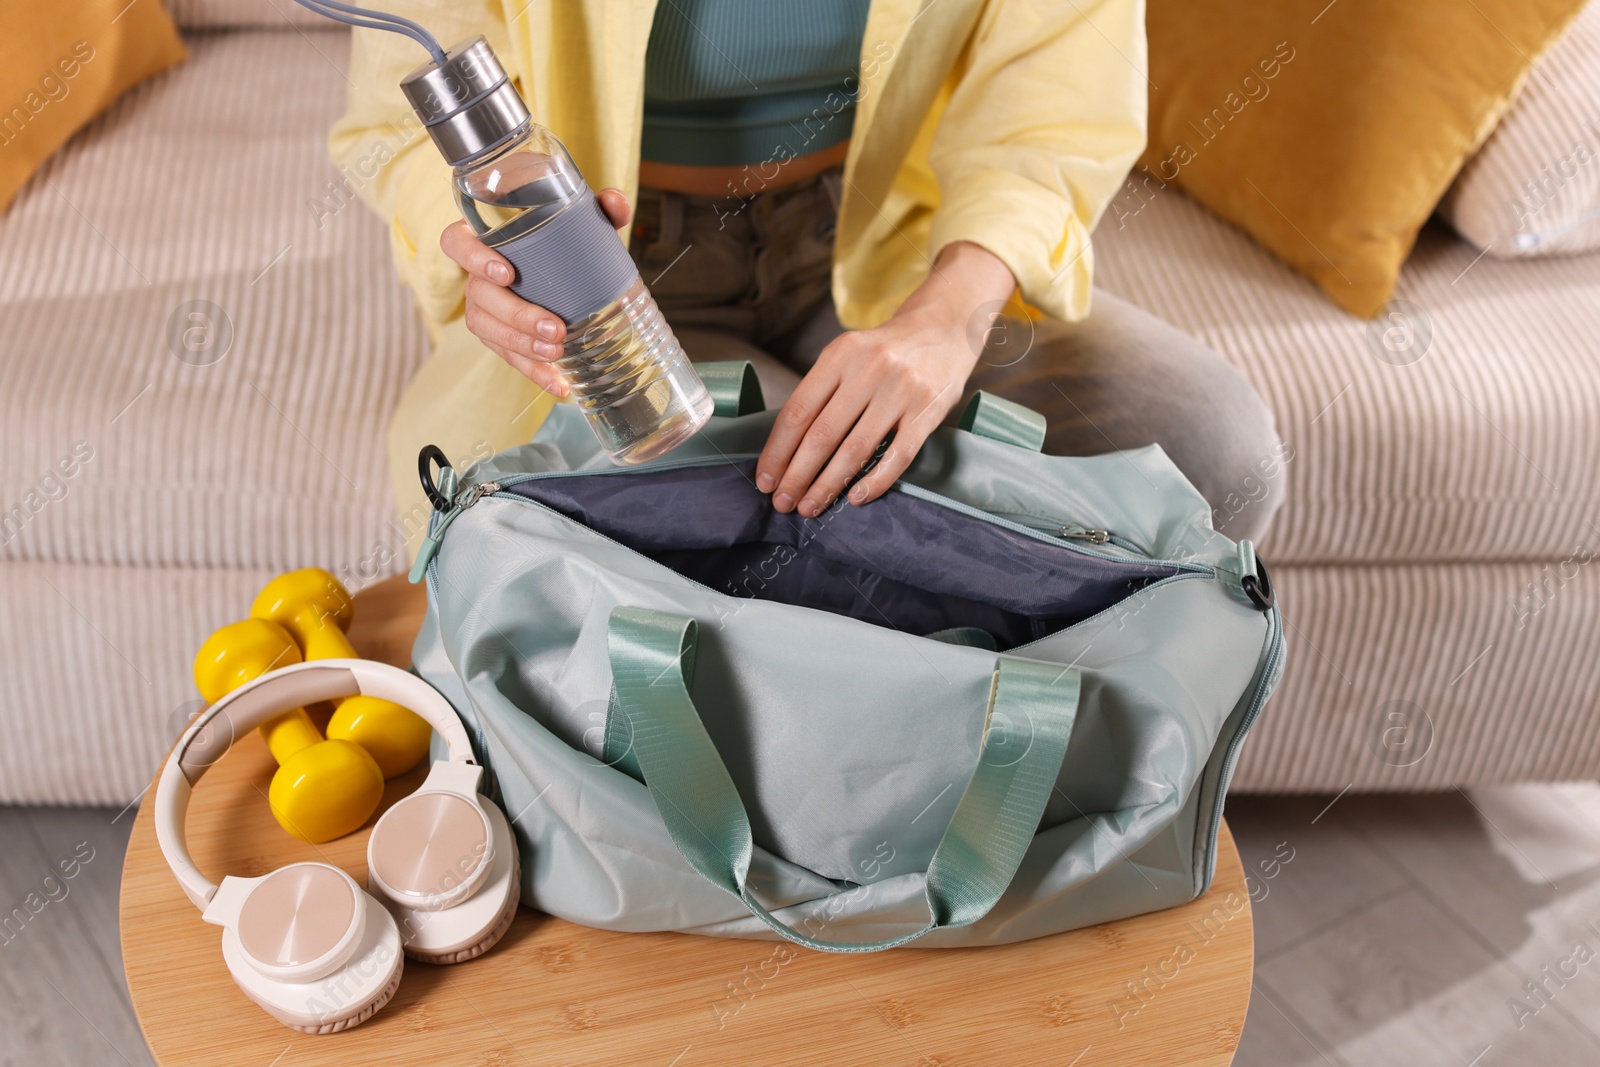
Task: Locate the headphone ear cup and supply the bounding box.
[220,887,404,1033]
[405,813,520,965]
[277,954,403,1035]
[368,795,522,965]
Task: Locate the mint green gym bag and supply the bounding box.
[407,363,1285,951]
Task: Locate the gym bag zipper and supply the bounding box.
[1199,605,1285,893]
[413,452,1204,578]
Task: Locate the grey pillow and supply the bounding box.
[1439,0,1600,257]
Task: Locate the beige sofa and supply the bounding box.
[3,4,1596,803]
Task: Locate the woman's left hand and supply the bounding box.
[755,241,1017,518]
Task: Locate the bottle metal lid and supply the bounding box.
[400,36,531,166]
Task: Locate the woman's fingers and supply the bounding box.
[447,220,566,349]
[481,333,567,396]
[801,406,900,517]
[773,389,872,517]
[844,401,946,506]
[441,220,513,283]
[756,365,841,508]
[464,300,569,397]
[444,213,587,396]
[464,276,566,353]
[448,215,568,388]
[597,187,632,229]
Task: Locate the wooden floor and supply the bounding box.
[1230,785,1600,1066]
[9,785,1600,1066]
[1,804,152,1066]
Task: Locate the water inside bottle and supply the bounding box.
[560,275,713,463]
[458,160,711,464]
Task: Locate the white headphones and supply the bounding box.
[155,660,521,1034]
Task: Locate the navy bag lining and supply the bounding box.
[510,461,1181,650]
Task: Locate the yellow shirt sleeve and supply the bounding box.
[925,0,1149,322]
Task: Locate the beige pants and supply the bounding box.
[388,168,1284,557]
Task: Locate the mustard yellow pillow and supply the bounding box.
[1138,0,1588,317]
[0,0,187,213]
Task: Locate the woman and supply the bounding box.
[331,0,1283,550]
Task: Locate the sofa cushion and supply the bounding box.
[0,559,278,804]
[1091,186,1600,566]
[1440,0,1600,258]
[1233,559,1600,792]
[0,29,426,573]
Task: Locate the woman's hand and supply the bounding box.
[756,241,1016,517]
[440,188,632,398]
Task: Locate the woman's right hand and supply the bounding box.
[440,188,633,398]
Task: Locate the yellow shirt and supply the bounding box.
[329,0,1148,336]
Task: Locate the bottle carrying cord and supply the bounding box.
[291,0,447,64]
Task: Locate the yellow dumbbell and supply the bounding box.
[250,567,358,660]
[266,737,385,845]
[325,694,434,779]
[251,569,432,778]
[193,617,384,844]
[192,619,321,764]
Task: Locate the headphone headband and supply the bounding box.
[154,660,475,909]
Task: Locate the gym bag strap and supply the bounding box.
[605,606,1081,953]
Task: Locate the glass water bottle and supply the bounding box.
[401,38,713,464]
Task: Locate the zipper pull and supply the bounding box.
[1057,523,1111,544]
[462,480,502,506]
[407,481,504,584]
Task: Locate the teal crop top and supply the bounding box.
[641,0,872,168]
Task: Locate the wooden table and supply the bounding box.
[122,575,1253,1066]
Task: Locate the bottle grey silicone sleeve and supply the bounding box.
[491,196,640,324]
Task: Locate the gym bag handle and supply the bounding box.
[605,606,1080,953]
[957,392,1047,451]
[697,361,766,417]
